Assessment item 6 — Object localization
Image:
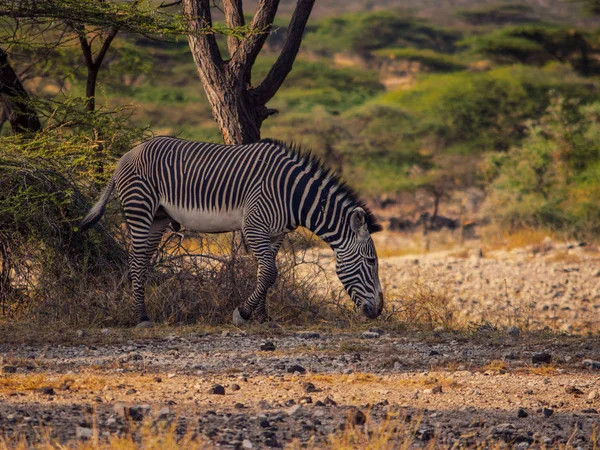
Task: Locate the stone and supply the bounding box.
[324,397,337,406]
[242,439,253,449]
[209,384,225,395]
[507,326,520,337]
[304,382,319,393]
[128,405,151,421]
[295,331,321,339]
[231,383,241,391]
[76,330,87,338]
[126,388,137,395]
[36,387,55,395]
[368,327,385,335]
[543,408,553,418]
[362,331,380,339]
[287,404,302,416]
[2,366,17,374]
[221,330,231,337]
[157,407,171,420]
[582,359,600,370]
[287,364,306,374]
[259,417,270,428]
[565,386,584,395]
[260,342,276,352]
[589,390,599,401]
[264,438,279,448]
[532,352,552,364]
[299,396,312,404]
[517,408,528,418]
[351,408,366,425]
[75,427,93,440]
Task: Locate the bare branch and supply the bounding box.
[222,0,244,56]
[253,0,315,104]
[93,26,118,68]
[182,0,223,67]
[230,0,279,71]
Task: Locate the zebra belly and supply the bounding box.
[161,202,244,233]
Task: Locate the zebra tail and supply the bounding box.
[79,177,116,231]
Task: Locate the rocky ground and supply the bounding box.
[2,236,600,448]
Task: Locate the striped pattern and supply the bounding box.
[81,137,384,324]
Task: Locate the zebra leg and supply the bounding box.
[122,199,160,328]
[233,230,278,325]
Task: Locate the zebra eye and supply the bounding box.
[365,257,377,266]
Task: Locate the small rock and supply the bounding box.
[234,402,245,409]
[264,438,279,448]
[324,397,337,406]
[242,439,253,449]
[507,326,520,337]
[128,405,150,421]
[36,387,55,396]
[260,342,276,352]
[287,404,302,416]
[154,377,162,383]
[524,389,534,395]
[100,328,110,335]
[368,327,385,335]
[231,383,241,391]
[299,396,312,404]
[157,406,171,420]
[221,330,231,337]
[517,408,528,418]
[582,359,600,370]
[589,391,598,401]
[2,366,17,374]
[131,353,143,361]
[304,382,320,393]
[209,384,225,395]
[532,352,552,364]
[362,331,380,339]
[76,330,87,338]
[543,407,553,418]
[126,388,137,395]
[295,331,320,339]
[75,426,93,440]
[344,368,354,375]
[565,386,584,395]
[351,408,366,425]
[258,399,271,409]
[582,408,598,414]
[287,364,306,374]
[259,417,270,428]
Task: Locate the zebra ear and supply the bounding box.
[350,207,368,237]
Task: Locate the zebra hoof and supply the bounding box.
[136,321,153,329]
[232,308,248,326]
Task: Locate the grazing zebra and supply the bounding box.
[80,137,384,327]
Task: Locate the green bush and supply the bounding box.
[303,11,460,56]
[483,95,600,236]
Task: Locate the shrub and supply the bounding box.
[482,94,600,237]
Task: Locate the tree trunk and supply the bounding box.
[0,48,41,134]
[183,0,315,145]
[85,65,99,112]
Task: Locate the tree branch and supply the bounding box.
[222,0,244,56]
[253,0,315,104]
[93,26,118,68]
[182,0,223,67]
[230,0,279,71]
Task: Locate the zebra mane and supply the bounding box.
[260,138,383,234]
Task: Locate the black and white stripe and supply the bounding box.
[81,136,384,325]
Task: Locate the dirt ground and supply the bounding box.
[2,235,600,448]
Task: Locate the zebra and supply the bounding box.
[80,136,384,327]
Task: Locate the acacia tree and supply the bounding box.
[182,0,316,144]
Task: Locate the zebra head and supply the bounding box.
[335,207,383,319]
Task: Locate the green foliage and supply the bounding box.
[373,48,467,72]
[456,4,538,25]
[303,11,460,56]
[483,95,600,236]
[459,25,595,75]
[255,58,384,114]
[379,65,597,154]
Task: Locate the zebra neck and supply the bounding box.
[298,188,349,248]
